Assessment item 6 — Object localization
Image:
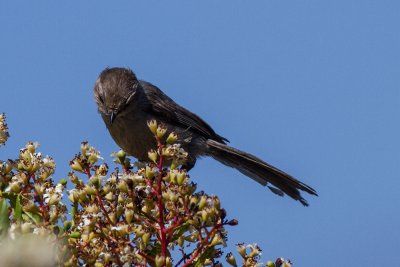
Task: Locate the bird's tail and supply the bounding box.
[206,139,318,206]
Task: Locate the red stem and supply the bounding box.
[138,251,155,265]
[165,217,184,236]
[85,167,115,226]
[156,137,168,261]
[30,173,48,225]
[181,223,223,267]
[96,190,114,226]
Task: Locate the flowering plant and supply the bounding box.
[0,114,292,267]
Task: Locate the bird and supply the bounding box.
[93,67,317,206]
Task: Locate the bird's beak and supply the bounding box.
[109,111,116,125]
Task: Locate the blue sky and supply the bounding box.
[1,1,399,266]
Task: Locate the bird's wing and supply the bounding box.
[139,80,228,143]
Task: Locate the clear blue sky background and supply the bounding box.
[1,1,399,266]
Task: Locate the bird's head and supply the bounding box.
[94,67,139,125]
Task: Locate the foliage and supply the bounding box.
[0,114,292,267]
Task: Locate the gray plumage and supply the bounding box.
[93,67,318,206]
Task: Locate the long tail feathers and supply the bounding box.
[206,139,318,206]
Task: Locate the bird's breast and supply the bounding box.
[105,111,156,161]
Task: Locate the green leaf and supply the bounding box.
[71,205,78,218]
[69,232,81,238]
[14,194,22,222]
[0,198,10,236]
[24,211,42,225]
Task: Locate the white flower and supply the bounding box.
[55,183,63,194]
[43,185,63,205]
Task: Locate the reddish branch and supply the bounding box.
[156,137,168,260]
[181,223,223,267]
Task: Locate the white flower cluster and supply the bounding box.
[43,183,64,205]
[0,113,9,145]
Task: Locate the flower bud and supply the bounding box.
[155,255,165,267]
[227,219,239,226]
[81,142,89,155]
[166,132,178,144]
[2,161,12,174]
[117,194,125,204]
[84,185,96,195]
[59,178,68,186]
[168,190,178,203]
[142,232,150,245]
[68,190,79,204]
[34,183,44,196]
[210,233,224,246]
[50,208,59,222]
[89,175,101,188]
[85,204,100,214]
[141,205,150,214]
[96,164,108,176]
[204,259,213,265]
[17,161,28,172]
[189,196,198,207]
[145,166,156,179]
[165,257,172,267]
[88,154,100,165]
[170,160,178,170]
[69,172,80,184]
[125,209,134,223]
[248,244,261,258]
[27,142,37,154]
[178,236,184,247]
[31,160,41,172]
[148,150,158,163]
[117,180,128,193]
[47,194,60,206]
[79,190,88,202]
[114,225,129,236]
[105,191,114,201]
[98,185,109,194]
[156,124,167,138]
[9,182,21,193]
[198,196,207,210]
[201,210,209,222]
[177,172,186,185]
[147,120,158,135]
[212,196,220,210]
[279,260,292,267]
[116,150,126,162]
[109,212,117,224]
[116,205,124,218]
[70,159,84,172]
[226,253,237,266]
[236,243,246,258]
[170,170,177,184]
[20,148,31,161]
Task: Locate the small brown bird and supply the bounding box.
[94,67,317,206]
